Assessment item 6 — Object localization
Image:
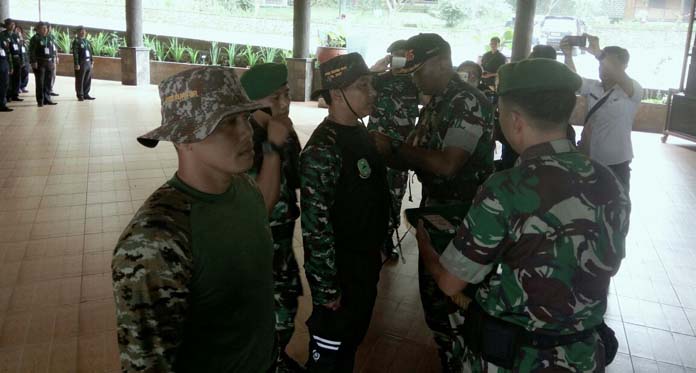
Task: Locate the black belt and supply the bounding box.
[38,58,54,62]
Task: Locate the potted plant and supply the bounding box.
[316,31,347,64]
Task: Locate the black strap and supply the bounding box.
[584,88,614,125]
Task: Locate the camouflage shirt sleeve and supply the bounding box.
[442,91,489,154]
[439,174,509,284]
[300,143,341,305]
[112,190,193,372]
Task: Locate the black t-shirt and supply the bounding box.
[481,50,507,85]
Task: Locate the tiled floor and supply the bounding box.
[0,77,695,372]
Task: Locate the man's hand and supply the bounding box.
[370,132,392,156]
[560,36,573,57]
[583,33,601,57]
[75,65,80,71]
[371,55,390,72]
[267,117,290,147]
[323,295,341,311]
[56,57,60,64]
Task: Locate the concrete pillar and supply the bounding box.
[293,0,310,58]
[0,0,9,22]
[121,0,150,85]
[289,0,313,101]
[511,0,536,62]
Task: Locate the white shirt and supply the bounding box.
[579,78,643,166]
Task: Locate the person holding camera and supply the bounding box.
[417,58,629,372]
[561,34,642,193]
[368,40,420,262]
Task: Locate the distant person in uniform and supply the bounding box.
[47,22,59,97]
[72,26,95,101]
[15,26,30,94]
[0,21,13,112]
[1,19,24,102]
[456,60,488,93]
[29,21,57,107]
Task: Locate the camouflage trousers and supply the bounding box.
[384,167,409,251]
[418,254,468,373]
[463,333,606,372]
[272,227,303,373]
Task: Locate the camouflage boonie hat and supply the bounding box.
[137,66,266,148]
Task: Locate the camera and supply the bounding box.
[566,35,587,48]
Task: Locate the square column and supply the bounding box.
[287,58,314,102]
[120,47,151,86]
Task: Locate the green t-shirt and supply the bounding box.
[112,173,276,372]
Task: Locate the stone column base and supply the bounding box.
[120,47,151,86]
[287,58,315,102]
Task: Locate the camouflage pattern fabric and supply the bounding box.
[440,139,630,372]
[368,72,419,249]
[137,66,267,148]
[299,125,342,306]
[408,74,495,204]
[408,74,495,372]
[247,118,303,372]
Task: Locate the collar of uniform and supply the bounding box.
[519,139,576,162]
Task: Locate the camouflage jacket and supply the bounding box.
[440,140,630,371]
[247,116,301,228]
[112,174,276,372]
[300,119,390,305]
[408,74,495,203]
[367,72,419,141]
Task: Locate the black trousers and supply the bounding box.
[74,61,92,98]
[608,161,631,194]
[305,247,381,373]
[0,58,9,107]
[34,60,55,105]
[20,60,29,89]
[8,58,21,98]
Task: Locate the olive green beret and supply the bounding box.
[497,58,581,96]
[240,63,288,100]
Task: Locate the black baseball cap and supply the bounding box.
[311,52,374,100]
[387,39,408,53]
[396,33,451,74]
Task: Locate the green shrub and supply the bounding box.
[209,41,221,65]
[436,0,466,28]
[259,47,278,64]
[54,28,72,54]
[243,45,260,67]
[185,47,200,64]
[225,44,237,67]
[168,38,187,63]
[87,32,110,56]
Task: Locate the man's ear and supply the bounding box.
[330,89,343,104]
[510,110,526,136]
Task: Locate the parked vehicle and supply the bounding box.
[538,16,587,53]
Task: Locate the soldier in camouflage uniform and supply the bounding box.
[241,63,303,372]
[301,53,390,372]
[416,58,630,372]
[112,67,277,372]
[367,39,420,261]
[373,33,495,372]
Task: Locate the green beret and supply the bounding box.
[240,63,288,100]
[497,58,581,96]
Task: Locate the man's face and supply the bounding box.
[598,54,626,83]
[79,29,87,39]
[413,56,445,95]
[490,40,499,52]
[186,113,255,175]
[38,26,48,36]
[260,84,291,118]
[497,97,522,153]
[6,22,15,32]
[340,75,376,118]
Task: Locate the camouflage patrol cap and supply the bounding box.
[395,33,451,75]
[310,52,373,100]
[240,63,288,100]
[137,66,266,148]
[497,58,581,96]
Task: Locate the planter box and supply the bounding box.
[55,53,248,85]
[149,60,248,85]
[55,53,123,82]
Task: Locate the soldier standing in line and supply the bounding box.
[29,22,57,107]
[0,20,13,112]
[72,26,95,101]
[368,39,420,261]
[301,53,390,372]
[16,26,30,94]
[240,63,304,372]
[417,58,629,372]
[1,19,23,102]
[112,67,277,372]
[47,22,59,97]
[372,33,495,372]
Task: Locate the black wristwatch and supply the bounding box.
[262,141,284,155]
